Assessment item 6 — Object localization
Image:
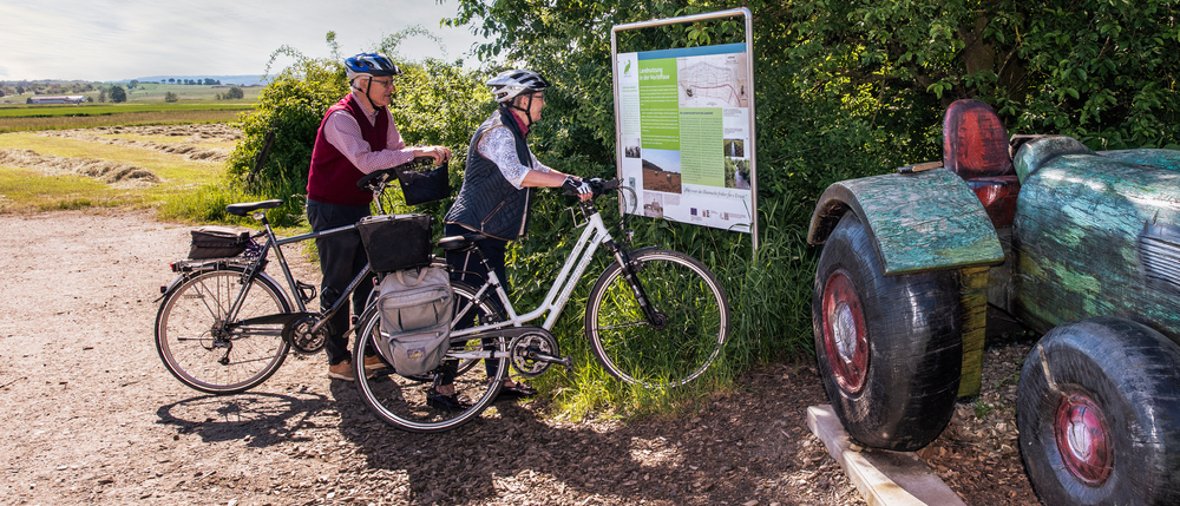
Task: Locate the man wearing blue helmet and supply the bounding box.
[307,52,452,382]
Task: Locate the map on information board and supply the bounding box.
[615,43,752,233]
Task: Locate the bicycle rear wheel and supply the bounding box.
[155,268,291,394]
[353,282,506,433]
[586,248,729,388]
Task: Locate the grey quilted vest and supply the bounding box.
[445,109,535,241]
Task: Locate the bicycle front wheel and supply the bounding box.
[353,281,506,433]
[155,268,291,394]
[586,248,729,388]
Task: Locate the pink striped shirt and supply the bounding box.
[321,92,417,174]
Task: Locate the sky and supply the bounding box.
[0,0,489,81]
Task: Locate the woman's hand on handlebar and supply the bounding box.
[563,176,593,202]
[561,177,619,201]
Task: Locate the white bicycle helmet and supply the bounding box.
[487,69,550,104]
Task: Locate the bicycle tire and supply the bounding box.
[155,267,292,394]
[585,248,729,388]
[353,281,506,433]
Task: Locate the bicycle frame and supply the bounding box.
[214,222,371,333]
[450,210,624,340]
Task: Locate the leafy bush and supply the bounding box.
[223,86,245,100]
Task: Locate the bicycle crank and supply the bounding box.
[508,330,569,377]
[283,314,330,354]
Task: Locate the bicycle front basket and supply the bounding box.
[397,161,450,206]
[356,214,433,273]
[188,226,249,259]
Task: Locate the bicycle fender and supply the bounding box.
[155,263,287,307]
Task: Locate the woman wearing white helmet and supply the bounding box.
[307,52,452,382]
[432,69,592,410]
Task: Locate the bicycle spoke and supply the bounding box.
[156,269,289,394]
[595,320,648,331]
[586,250,728,387]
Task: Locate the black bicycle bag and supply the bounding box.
[356,214,433,272]
[188,226,250,259]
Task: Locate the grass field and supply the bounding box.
[0,103,253,133]
[0,129,229,212]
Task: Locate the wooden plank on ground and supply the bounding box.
[806,404,966,506]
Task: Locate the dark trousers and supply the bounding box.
[307,200,373,365]
[439,223,508,385]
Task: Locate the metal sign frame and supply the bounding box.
[610,7,758,249]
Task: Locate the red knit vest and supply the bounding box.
[306,94,389,206]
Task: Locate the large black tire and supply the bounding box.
[1017,317,1180,506]
[812,213,963,451]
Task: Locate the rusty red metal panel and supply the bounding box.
[966,176,1021,228]
[943,99,1014,178]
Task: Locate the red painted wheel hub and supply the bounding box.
[1054,392,1113,486]
[821,270,869,394]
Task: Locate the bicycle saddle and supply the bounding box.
[438,233,487,251]
[225,199,284,216]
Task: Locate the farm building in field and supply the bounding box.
[26,95,85,105]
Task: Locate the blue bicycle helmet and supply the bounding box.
[345,53,401,80]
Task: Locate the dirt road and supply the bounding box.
[0,210,1035,505]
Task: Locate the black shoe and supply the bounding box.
[426,389,471,412]
[495,382,538,401]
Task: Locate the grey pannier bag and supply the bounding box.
[373,266,454,376]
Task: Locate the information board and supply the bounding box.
[614,40,755,234]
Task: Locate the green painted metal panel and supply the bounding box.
[1098,149,1180,173]
[809,169,1004,275]
[1014,150,1180,342]
[1013,136,1093,183]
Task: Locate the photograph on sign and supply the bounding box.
[616,43,752,233]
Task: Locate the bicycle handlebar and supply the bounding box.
[561,177,620,199]
[355,156,446,191]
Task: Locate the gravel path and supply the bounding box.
[0,210,1035,505]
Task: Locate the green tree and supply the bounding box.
[109,85,127,103]
[223,86,244,99]
[164,91,179,102]
[443,0,1180,388]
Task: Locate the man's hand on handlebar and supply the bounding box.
[416,145,452,166]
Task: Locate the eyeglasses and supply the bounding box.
[369,78,395,89]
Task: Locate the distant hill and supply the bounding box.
[129,75,270,86]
